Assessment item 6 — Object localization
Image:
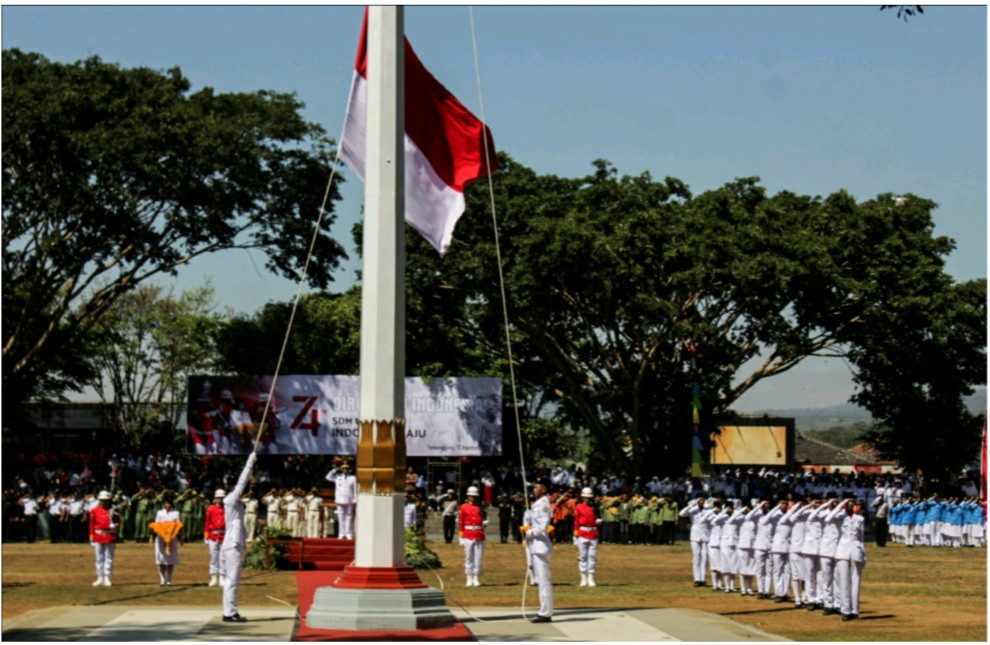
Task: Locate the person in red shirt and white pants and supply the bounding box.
[89,491,119,586]
[574,487,602,587]
[459,486,487,587]
[204,490,226,586]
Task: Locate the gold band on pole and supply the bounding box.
[356,419,407,494]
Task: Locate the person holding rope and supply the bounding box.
[523,478,554,623]
[220,451,257,623]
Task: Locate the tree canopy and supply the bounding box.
[402,154,985,480]
[2,49,346,413]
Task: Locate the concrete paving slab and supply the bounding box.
[3,604,790,641]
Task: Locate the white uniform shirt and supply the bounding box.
[801,504,827,555]
[738,506,761,549]
[818,502,845,558]
[327,470,357,504]
[835,511,866,562]
[222,452,257,550]
[526,495,554,555]
[678,501,710,542]
[754,505,779,551]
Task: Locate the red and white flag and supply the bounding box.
[339,9,498,256]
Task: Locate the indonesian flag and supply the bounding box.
[339,9,498,256]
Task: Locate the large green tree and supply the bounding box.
[2,49,346,415]
[404,154,985,478]
[87,284,224,449]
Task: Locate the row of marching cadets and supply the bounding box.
[681,495,867,622]
[887,497,985,547]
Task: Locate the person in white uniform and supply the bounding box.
[833,499,866,621]
[753,500,779,599]
[818,499,843,616]
[800,499,827,610]
[153,497,181,586]
[678,496,712,587]
[326,462,357,539]
[707,503,729,590]
[736,502,760,595]
[524,479,555,623]
[720,502,746,593]
[788,500,812,607]
[221,451,257,623]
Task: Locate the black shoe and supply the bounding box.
[531,615,552,623]
[222,614,246,623]
[693,581,702,587]
[842,613,858,621]
[807,603,818,611]
[823,608,837,616]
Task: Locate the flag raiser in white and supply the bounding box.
[187,375,502,457]
[338,7,498,256]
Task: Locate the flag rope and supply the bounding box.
[469,6,534,620]
[250,151,346,455]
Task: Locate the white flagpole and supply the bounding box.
[354,4,405,569]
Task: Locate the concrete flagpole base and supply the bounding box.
[305,566,454,631]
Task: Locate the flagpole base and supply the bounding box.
[305,565,455,631]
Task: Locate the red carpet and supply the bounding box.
[293,570,474,642]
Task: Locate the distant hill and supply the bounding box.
[739,387,986,432]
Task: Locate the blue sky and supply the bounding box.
[3,4,986,412]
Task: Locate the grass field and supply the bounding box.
[1,537,986,641]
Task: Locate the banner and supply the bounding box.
[186,375,502,457]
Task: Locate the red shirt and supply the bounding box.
[458,502,485,541]
[89,505,118,544]
[574,502,599,540]
[204,503,225,541]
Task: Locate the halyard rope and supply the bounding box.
[469,6,535,621]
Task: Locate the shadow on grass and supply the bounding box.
[720,606,802,617]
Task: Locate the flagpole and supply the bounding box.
[306,6,454,631]
[353,2,406,569]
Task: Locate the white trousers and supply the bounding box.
[754,549,770,594]
[707,545,722,586]
[789,552,805,602]
[306,511,322,538]
[818,555,836,609]
[531,552,553,618]
[772,552,790,597]
[802,554,820,604]
[462,539,484,575]
[834,557,864,616]
[221,546,244,617]
[337,503,355,538]
[208,540,223,575]
[244,514,257,543]
[93,543,115,577]
[690,539,708,582]
[577,537,598,574]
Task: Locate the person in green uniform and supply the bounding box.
[660,496,680,545]
[178,490,196,543]
[133,488,152,542]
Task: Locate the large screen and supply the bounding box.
[710,424,789,466]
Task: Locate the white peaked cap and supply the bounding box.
[581,487,594,497]
[97,491,112,500]
[466,486,480,497]
[214,489,226,498]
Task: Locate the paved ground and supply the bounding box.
[2,604,789,641]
